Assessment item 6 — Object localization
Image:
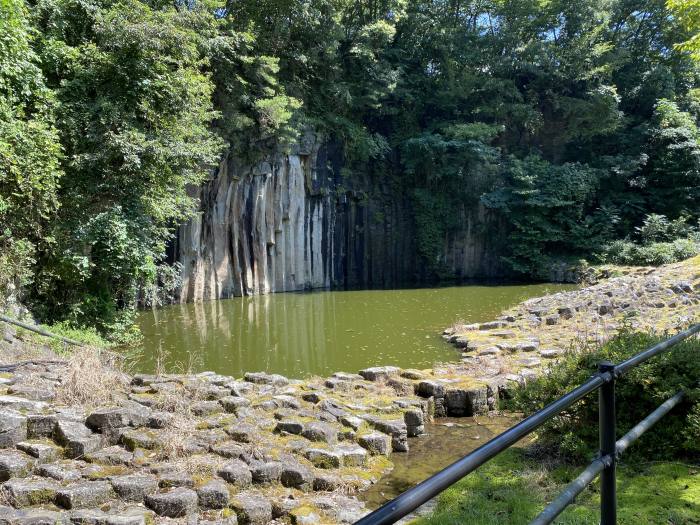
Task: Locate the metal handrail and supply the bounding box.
[355,323,700,525]
[0,313,85,347]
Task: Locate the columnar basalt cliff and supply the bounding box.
[174,136,505,303]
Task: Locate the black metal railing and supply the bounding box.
[355,323,700,525]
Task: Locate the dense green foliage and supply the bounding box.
[599,213,700,265]
[1,0,699,334]
[512,330,700,462]
[0,0,61,304]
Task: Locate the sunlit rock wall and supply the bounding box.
[174,137,506,303]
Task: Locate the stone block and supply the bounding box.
[56,480,114,509]
[144,487,198,518]
[217,459,252,487]
[358,433,390,456]
[358,366,401,382]
[196,479,229,509]
[0,410,26,448]
[230,493,273,525]
[110,474,158,502]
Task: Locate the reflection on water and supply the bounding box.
[135,284,574,378]
[360,414,525,509]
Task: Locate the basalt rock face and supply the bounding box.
[174,136,505,303]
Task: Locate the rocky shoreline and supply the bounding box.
[1,257,698,524]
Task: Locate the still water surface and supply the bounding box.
[360,414,525,508]
[135,283,573,378]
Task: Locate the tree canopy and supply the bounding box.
[0,0,698,336]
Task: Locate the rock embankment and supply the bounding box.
[0,353,507,524]
[443,256,700,378]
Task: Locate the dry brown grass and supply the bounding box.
[150,383,208,461]
[54,346,129,409]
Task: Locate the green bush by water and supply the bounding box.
[511,330,700,462]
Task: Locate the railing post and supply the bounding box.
[598,361,616,525]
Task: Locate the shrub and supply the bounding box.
[598,215,700,266]
[511,330,700,462]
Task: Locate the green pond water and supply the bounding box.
[360,414,526,508]
[134,283,574,378]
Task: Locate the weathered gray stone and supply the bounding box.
[358,366,401,382]
[479,321,507,330]
[146,411,173,429]
[340,415,363,431]
[225,423,256,443]
[119,428,159,451]
[217,459,252,487]
[540,348,562,358]
[0,410,26,448]
[444,386,488,416]
[104,507,154,525]
[0,395,48,412]
[16,441,61,463]
[415,380,446,398]
[196,479,230,509]
[280,463,312,490]
[54,420,102,458]
[557,306,574,319]
[519,357,542,367]
[191,400,223,417]
[144,487,198,517]
[219,396,251,414]
[491,330,516,339]
[301,422,336,444]
[545,315,560,325]
[35,462,81,482]
[312,473,341,492]
[26,414,57,439]
[0,450,34,481]
[478,347,501,356]
[243,372,289,387]
[56,480,114,509]
[200,385,231,400]
[400,369,424,380]
[211,441,246,459]
[230,492,273,525]
[69,507,108,524]
[84,445,133,466]
[403,409,423,427]
[0,477,59,506]
[358,433,390,456]
[304,448,342,469]
[337,444,367,467]
[158,471,194,488]
[272,395,300,409]
[110,473,158,502]
[301,392,323,404]
[275,420,304,435]
[250,461,282,484]
[85,406,149,432]
[5,508,64,524]
[406,425,424,437]
[517,341,539,352]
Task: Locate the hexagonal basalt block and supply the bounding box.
[144,487,198,518]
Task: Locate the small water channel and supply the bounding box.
[360,414,525,509]
[134,283,574,378]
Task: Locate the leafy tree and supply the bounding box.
[28,0,223,336]
[0,0,61,302]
